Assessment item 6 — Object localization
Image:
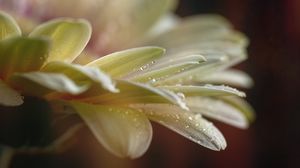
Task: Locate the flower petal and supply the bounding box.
[0,79,23,106]
[132,62,200,83]
[86,47,165,78]
[199,69,254,88]
[42,62,118,93]
[9,72,89,96]
[0,37,49,80]
[128,54,206,82]
[131,104,226,151]
[155,55,245,85]
[160,84,245,97]
[0,11,21,40]
[90,0,177,53]
[220,96,255,123]
[146,15,247,50]
[186,97,248,129]
[29,18,91,63]
[70,102,152,158]
[78,80,188,110]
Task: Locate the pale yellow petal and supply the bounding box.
[0,11,21,40]
[29,18,91,63]
[131,104,226,151]
[186,97,248,129]
[86,47,165,78]
[42,62,118,93]
[9,72,89,96]
[70,102,152,158]
[199,69,254,88]
[128,54,206,82]
[220,96,255,123]
[0,37,49,80]
[160,85,245,97]
[78,80,188,110]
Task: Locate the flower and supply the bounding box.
[0,4,254,160]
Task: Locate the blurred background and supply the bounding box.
[1,0,300,168]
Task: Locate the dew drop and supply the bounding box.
[176,92,185,99]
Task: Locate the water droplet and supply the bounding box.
[150,78,156,83]
[176,92,185,99]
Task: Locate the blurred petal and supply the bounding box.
[0,11,21,40]
[131,104,226,151]
[143,15,248,85]
[90,0,177,53]
[79,80,188,110]
[0,79,23,106]
[0,37,49,79]
[220,96,255,123]
[146,14,247,49]
[87,47,165,78]
[70,102,152,158]
[199,69,254,88]
[9,72,89,96]
[160,84,246,97]
[42,62,118,93]
[29,18,91,63]
[186,97,248,129]
[146,13,179,37]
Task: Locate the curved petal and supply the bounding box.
[129,54,206,83]
[86,47,165,78]
[0,37,49,80]
[131,62,199,83]
[78,80,188,110]
[70,102,153,158]
[160,84,245,97]
[220,96,255,123]
[146,15,247,50]
[199,69,254,88]
[186,97,248,129]
[131,104,226,151]
[0,11,21,40]
[29,18,91,63]
[0,79,23,106]
[155,57,244,85]
[42,62,118,93]
[9,72,89,96]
